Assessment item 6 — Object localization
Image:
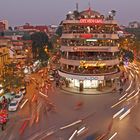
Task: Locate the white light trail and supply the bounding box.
[77,126,86,135]
[39,130,55,140]
[119,93,128,100]
[108,132,117,140]
[136,70,139,74]
[68,130,78,140]
[111,98,127,108]
[119,109,130,120]
[127,90,140,101]
[39,91,48,98]
[60,120,82,130]
[113,108,125,119]
[126,81,133,92]
[20,99,28,109]
[129,71,134,78]
[127,90,135,97]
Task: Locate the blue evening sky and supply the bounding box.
[0,0,139,26]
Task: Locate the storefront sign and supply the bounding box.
[80,19,103,24]
[80,60,106,68]
[58,70,104,80]
[73,47,109,52]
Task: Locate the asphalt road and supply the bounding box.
[0,62,140,140]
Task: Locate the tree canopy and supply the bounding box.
[31,32,49,61]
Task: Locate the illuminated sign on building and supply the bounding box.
[80,60,106,68]
[80,19,103,24]
[80,34,93,38]
[73,47,109,52]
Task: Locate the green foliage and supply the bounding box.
[55,26,63,37]
[22,33,31,40]
[31,32,49,61]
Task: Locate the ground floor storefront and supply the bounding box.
[58,70,122,94]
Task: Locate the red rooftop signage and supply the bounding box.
[80,34,93,38]
[80,19,103,24]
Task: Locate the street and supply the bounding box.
[0,62,140,140]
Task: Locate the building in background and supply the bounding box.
[15,23,48,33]
[0,37,11,78]
[0,20,9,31]
[128,21,140,28]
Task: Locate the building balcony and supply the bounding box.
[60,58,120,66]
[61,55,118,61]
[61,33,119,39]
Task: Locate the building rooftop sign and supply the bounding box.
[80,19,103,24]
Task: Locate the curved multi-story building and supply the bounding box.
[58,8,122,93]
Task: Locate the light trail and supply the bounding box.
[77,126,86,135]
[119,93,128,100]
[126,81,133,92]
[119,109,130,120]
[35,113,39,123]
[60,120,82,130]
[68,130,78,140]
[127,90,135,97]
[39,130,55,140]
[127,90,140,102]
[129,71,134,78]
[108,132,117,140]
[39,91,48,98]
[113,108,125,119]
[123,66,128,73]
[20,99,28,109]
[111,98,127,109]
[136,70,139,74]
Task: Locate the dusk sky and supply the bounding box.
[0,0,139,27]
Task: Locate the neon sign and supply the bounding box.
[80,60,106,68]
[80,34,93,38]
[80,19,103,24]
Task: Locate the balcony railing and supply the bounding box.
[59,67,120,76]
[62,56,118,61]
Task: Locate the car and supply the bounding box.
[8,100,19,111]
[19,86,26,95]
[13,93,23,103]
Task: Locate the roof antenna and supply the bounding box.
[88,1,91,10]
[76,2,79,11]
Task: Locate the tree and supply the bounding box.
[55,26,63,37]
[22,33,31,40]
[31,32,49,61]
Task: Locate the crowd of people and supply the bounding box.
[63,25,117,34]
[61,65,119,75]
[62,52,119,61]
